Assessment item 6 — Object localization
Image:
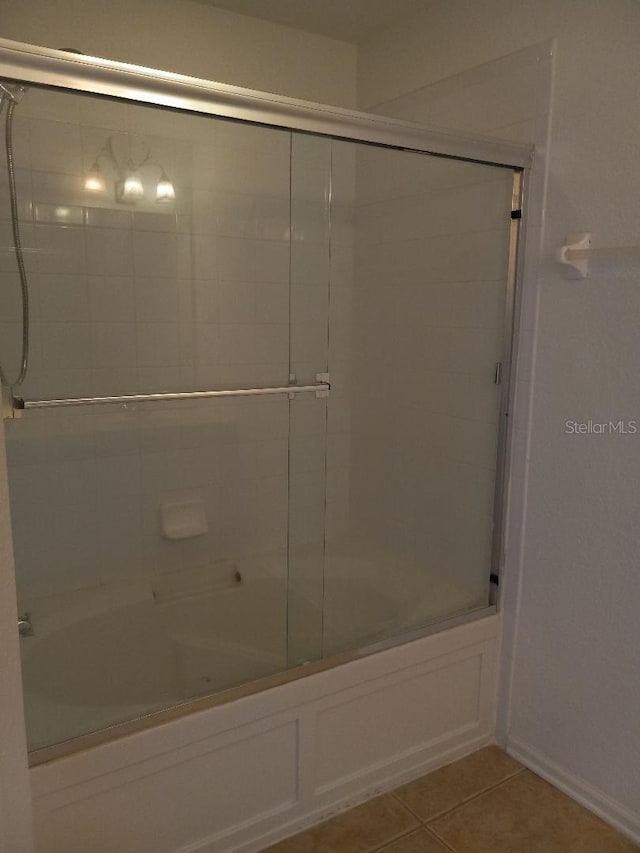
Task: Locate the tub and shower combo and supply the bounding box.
[0,38,530,853]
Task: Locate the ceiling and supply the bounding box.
[196,0,433,44]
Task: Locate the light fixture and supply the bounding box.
[84,162,106,193]
[84,137,176,206]
[155,171,176,202]
[116,168,145,203]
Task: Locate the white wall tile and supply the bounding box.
[88,276,135,322]
[91,323,137,368]
[98,498,145,582]
[35,224,86,275]
[212,146,290,197]
[133,211,177,233]
[35,203,84,226]
[136,322,182,366]
[218,282,288,325]
[193,323,219,367]
[40,322,91,369]
[91,367,139,396]
[29,119,82,176]
[86,227,133,276]
[135,277,180,322]
[217,238,289,283]
[0,271,26,321]
[84,208,133,230]
[133,231,177,278]
[137,366,184,392]
[217,323,288,366]
[38,274,89,322]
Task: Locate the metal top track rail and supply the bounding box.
[0,38,532,169]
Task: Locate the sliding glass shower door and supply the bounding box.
[320,142,515,655]
[1,80,518,756]
[1,86,330,750]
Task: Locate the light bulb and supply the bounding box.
[156,172,175,202]
[84,163,106,193]
[122,170,145,201]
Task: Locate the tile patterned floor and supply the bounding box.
[264,746,639,852]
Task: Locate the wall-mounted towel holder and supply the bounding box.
[557,233,592,278]
[557,232,640,278]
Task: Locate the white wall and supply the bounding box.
[1,0,357,108]
[359,0,640,839]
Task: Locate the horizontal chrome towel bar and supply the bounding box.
[12,378,330,412]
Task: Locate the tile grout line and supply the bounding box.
[387,766,527,853]
[390,791,424,824]
[392,764,528,828]
[367,826,421,853]
[272,760,529,852]
[424,767,528,829]
[423,825,458,853]
[363,793,427,853]
[364,796,424,853]
[366,821,459,853]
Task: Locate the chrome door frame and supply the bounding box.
[0,38,531,168]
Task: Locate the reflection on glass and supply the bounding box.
[2,83,514,753]
[321,143,513,654]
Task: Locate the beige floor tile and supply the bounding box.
[394,746,523,821]
[429,770,640,853]
[263,794,419,852]
[376,827,452,852]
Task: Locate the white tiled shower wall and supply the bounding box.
[345,145,514,616]
[2,74,523,654]
[367,42,552,521]
[1,87,354,613]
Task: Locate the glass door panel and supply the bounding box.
[322,141,515,655]
[2,84,304,750]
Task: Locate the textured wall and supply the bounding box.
[359,0,640,835]
[1,0,357,108]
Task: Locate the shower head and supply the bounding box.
[0,81,27,106]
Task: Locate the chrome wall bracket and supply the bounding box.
[315,373,330,398]
[2,384,20,420]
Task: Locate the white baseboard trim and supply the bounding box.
[507,738,640,845]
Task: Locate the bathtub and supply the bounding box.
[20,564,410,751]
[28,605,499,853]
[22,552,494,853]
[21,559,478,753]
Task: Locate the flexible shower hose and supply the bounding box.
[1,96,29,388]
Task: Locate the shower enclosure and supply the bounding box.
[0,40,526,765]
